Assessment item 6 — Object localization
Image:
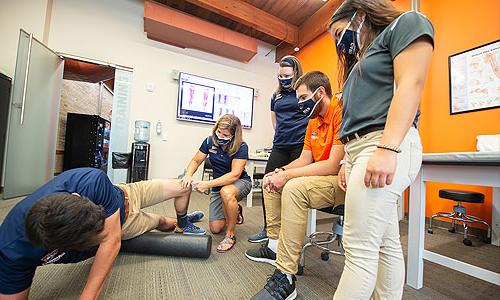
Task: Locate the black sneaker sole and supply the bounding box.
[286,289,297,300]
[244,251,276,266]
[248,237,269,243]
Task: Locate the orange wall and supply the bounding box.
[418,0,500,225]
[296,0,500,225]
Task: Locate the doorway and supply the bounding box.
[55,58,115,175]
[1,29,133,199]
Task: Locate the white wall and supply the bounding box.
[47,0,277,179]
[0,0,49,77]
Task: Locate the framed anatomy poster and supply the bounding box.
[449,40,500,114]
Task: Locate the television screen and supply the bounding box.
[177,72,254,128]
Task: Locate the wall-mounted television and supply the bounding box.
[177,72,254,129]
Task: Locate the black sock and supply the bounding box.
[177,212,188,228]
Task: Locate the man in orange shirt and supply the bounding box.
[246,71,345,300]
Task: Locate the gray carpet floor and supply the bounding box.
[1,192,499,299]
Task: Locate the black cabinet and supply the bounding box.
[63,113,110,172]
[128,142,150,182]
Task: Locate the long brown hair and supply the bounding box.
[276,55,303,94]
[212,114,244,156]
[329,0,402,87]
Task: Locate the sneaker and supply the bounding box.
[187,211,204,223]
[250,269,297,300]
[174,222,206,235]
[248,228,268,243]
[245,243,276,266]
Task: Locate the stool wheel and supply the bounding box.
[448,227,456,233]
[427,228,433,234]
[320,252,330,261]
[297,265,304,276]
[463,238,472,246]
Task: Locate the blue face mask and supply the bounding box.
[278,75,294,89]
[336,11,364,55]
[298,88,323,119]
[216,132,233,145]
[337,29,358,55]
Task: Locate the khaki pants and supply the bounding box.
[334,128,422,300]
[264,175,345,274]
[118,180,167,240]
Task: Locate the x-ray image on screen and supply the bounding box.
[177,72,254,128]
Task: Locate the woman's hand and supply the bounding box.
[181,175,193,189]
[338,164,347,192]
[364,148,397,188]
[193,181,211,194]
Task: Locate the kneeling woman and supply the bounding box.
[182,114,252,252]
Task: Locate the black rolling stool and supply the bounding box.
[427,189,491,246]
[297,205,344,275]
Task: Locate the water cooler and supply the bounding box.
[128,120,151,182]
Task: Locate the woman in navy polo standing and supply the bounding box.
[181,114,252,252]
[248,55,309,243]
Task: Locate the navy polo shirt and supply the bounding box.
[0,168,125,295]
[270,90,309,149]
[199,136,251,192]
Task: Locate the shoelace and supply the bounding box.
[185,223,201,231]
[263,273,289,300]
[259,244,273,258]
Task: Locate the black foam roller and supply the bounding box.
[120,232,212,259]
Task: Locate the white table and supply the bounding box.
[407,152,500,289]
[246,154,268,207]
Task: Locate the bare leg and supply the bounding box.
[147,179,192,230]
[220,185,239,237]
[173,186,191,215]
[209,220,226,234]
[154,179,192,215]
[157,216,177,232]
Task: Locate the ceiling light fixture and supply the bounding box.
[294,47,300,52]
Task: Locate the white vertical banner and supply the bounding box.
[107,68,132,184]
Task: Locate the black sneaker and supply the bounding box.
[250,269,297,300]
[248,228,268,243]
[245,243,276,266]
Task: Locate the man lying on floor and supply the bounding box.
[245,71,346,300]
[0,167,205,300]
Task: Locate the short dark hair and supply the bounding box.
[25,194,106,250]
[294,71,333,98]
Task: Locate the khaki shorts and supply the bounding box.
[118,180,165,240]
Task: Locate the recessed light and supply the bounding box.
[294,47,300,51]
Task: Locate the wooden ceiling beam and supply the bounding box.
[182,0,298,45]
[275,0,343,62]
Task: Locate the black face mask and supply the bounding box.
[298,88,323,119]
[278,76,294,89]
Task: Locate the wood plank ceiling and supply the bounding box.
[154,0,332,49]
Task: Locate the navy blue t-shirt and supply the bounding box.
[0,168,125,294]
[270,90,309,149]
[199,137,251,192]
